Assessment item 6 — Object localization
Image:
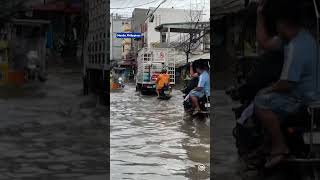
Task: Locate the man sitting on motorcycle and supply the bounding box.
[156,69,170,98]
[189,63,210,115]
[182,62,199,95]
[254,0,320,168]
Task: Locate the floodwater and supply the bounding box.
[110,84,210,180]
[0,66,107,180]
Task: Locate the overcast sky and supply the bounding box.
[110,0,210,21]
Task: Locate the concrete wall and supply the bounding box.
[110,16,123,61]
[145,8,203,48]
[131,8,148,54]
[110,15,131,62]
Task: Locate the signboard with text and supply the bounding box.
[116,32,143,39]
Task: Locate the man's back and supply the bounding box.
[199,71,210,96]
[280,29,319,103]
[157,73,170,88]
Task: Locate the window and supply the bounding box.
[161,34,166,43]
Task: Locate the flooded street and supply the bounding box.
[0,65,107,180]
[212,90,242,180]
[110,84,210,180]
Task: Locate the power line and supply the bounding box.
[143,0,168,22]
[163,0,174,8]
[111,0,161,9]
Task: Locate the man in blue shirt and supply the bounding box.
[254,0,320,168]
[189,63,210,115]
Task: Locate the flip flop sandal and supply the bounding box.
[246,147,269,160]
[192,110,201,116]
[264,152,290,169]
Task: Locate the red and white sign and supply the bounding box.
[151,73,160,81]
[160,52,165,59]
[154,51,166,62]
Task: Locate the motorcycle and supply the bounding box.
[26,50,47,82]
[158,84,172,100]
[118,77,125,88]
[227,54,320,179]
[182,77,210,117]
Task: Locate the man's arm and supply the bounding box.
[156,75,161,83]
[190,63,195,77]
[194,73,206,91]
[194,86,203,91]
[271,80,295,93]
[268,42,302,94]
[256,2,282,50]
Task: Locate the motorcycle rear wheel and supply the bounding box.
[300,166,320,180]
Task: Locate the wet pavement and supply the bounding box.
[212,90,242,180]
[110,84,210,180]
[0,66,107,179]
[211,91,296,180]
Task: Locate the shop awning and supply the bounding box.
[32,1,80,14]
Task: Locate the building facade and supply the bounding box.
[131,8,149,56]
[110,14,131,65]
[143,8,203,48]
[85,0,109,70]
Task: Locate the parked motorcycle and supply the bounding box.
[26,50,47,82]
[118,77,125,88]
[227,54,320,179]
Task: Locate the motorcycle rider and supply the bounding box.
[254,0,320,168]
[182,62,199,95]
[189,63,210,115]
[156,69,170,98]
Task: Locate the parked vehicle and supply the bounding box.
[0,19,49,86]
[25,50,46,82]
[135,48,175,95]
[110,68,126,91]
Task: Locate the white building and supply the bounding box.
[131,8,149,55]
[143,8,203,48]
[110,14,131,65]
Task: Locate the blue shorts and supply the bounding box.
[254,89,302,120]
[189,89,205,99]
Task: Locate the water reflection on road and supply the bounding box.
[110,84,210,180]
[0,67,106,180]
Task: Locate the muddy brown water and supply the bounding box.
[110,84,210,180]
[0,67,107,180]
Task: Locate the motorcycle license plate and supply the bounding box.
[164,91,170,95]
[205,103,210,108]
[303,132,320,144]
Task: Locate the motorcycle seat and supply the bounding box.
[199,96,209,103]
[283,106,310,129]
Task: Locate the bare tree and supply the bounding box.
[172,2,210,63]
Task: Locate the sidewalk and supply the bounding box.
[212,90,242,180]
